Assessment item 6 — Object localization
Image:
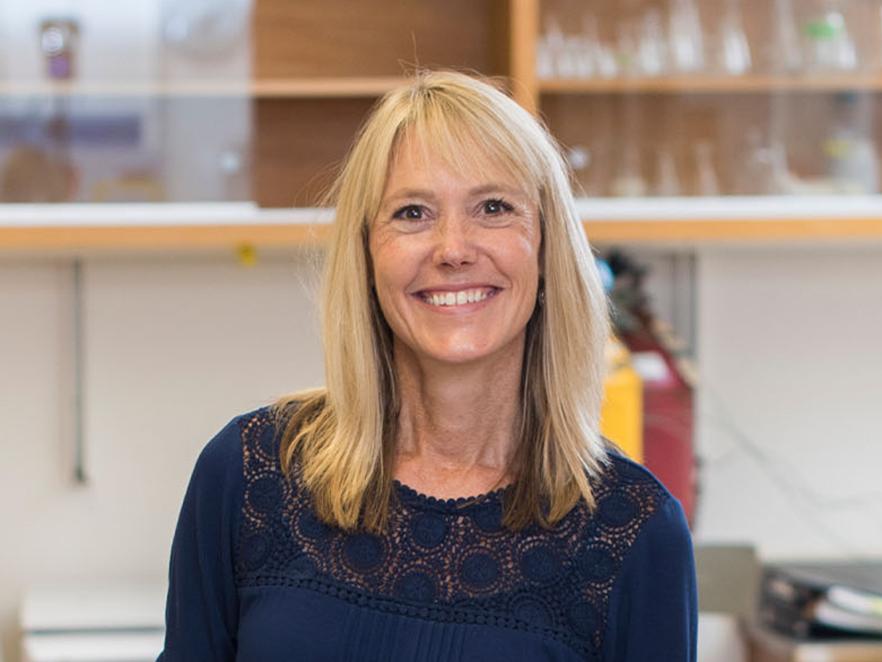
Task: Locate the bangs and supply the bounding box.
[391,89,543,204]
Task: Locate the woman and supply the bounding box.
[159,70,697,661]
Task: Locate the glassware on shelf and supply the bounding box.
[636,9,669,77]
[768,141,798,194]
[822,93,880,194]
[615,20,640,78]
[556,35,582,78]
[802,2,858,73]
[693,142,720,196]
[582,141,611,197]
[611,143,648,197]
[668,0,705,74]
[536,34,557,79]
[538,13,619,80]
[565,145,591,174]
[39,18,80,80]
[572,36,596,78]
[537,15,566,79]
[653,145,681,196]
[595,43,619,79]
[715,0,752,75]
[737,128,776,195]
[771,0,803,73]
[583,15,618,79]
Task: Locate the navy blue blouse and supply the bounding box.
[158,406,697,661]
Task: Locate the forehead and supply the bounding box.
[382,127,537,200]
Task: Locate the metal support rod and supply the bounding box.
[72,258,87,484]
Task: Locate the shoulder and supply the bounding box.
[573,450,692,583]
[591,450,694,582]
[605,450,688,529]
[594,455,698,659]
[590,450,682,526]
[191,404,280,484]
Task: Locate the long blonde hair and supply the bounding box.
[272,70,611,532]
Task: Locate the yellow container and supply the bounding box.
[600,337,643,463]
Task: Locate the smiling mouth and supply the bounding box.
[416,287,500,307]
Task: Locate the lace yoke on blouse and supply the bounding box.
[234,407,668,660]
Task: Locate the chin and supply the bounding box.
[420,338,513,366]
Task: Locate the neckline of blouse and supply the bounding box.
[392,478,512,510]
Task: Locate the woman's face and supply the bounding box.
[368,132,542,368]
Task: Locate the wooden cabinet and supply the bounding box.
[249,0,513,207]
[4,0,882,252]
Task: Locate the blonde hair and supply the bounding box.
[272,70,611,532]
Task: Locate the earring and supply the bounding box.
[538,289,545,306]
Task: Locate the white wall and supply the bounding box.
[693,246,882,559]
[0,253,324,662]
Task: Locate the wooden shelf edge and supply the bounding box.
[539,73,882,95]
[0,76,408,98]
[0,224,331,252]
[584,218,882,242]
[2,218,882,252]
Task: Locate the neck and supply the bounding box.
[392,338,524,497]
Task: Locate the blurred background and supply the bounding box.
[1,0,881,661]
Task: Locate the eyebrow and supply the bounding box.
[382,183,528,206]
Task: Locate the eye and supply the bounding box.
[392,204,427,221]
[482,198,514,215]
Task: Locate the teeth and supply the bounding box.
[423,288,494,307]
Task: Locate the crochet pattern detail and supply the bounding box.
[234,407,666,659]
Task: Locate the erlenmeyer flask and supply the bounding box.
[637,9,668,76]
[653,145,681,196]
[583,14,617,79]
[768,141,796,194]
[611,143,648,197]
[717,0,752,75]
[537,14,565,79]
[616,21,640,78]
[669,0,705,73]
[737,127,774,195]
[772,0,802,73]
[823,93,880,194]
[693,142,720,196]
[802,1,858,73]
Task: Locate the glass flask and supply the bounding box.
[611,142,648,197]
[583,14,618,79]
[653,145,681,196]
[716,0,752,75]
[537,14,565,79]
[668,0,705,73]
[737,128,776,195]
[802,1,858,72]
[823,93,880,194]
[636,9,669,77]
[693,142,720,196]
[771,0,803,73]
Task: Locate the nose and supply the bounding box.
[432,214,477,269]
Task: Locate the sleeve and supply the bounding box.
[601,495,698,662]
[157,416,245,662]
